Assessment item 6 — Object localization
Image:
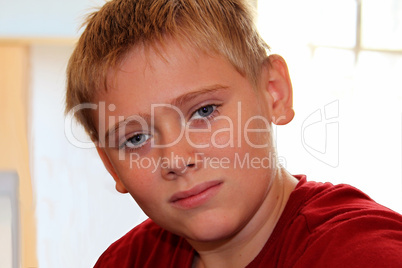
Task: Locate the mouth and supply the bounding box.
[169,180,223,209]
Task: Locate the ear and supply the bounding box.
[95,146,129,194]
[262,54,295,125]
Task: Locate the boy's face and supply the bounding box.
[95,39,293,243]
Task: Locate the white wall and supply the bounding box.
[0,0,105,37]
[30,45,146,268]
[0,196,12,268]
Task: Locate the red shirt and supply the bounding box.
[94,176,402,267]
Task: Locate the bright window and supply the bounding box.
[257,0,402,213]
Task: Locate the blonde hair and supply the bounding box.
[66,0,270,139]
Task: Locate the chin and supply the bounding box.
[181,212,242,243]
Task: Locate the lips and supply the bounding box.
[169,180,222,209]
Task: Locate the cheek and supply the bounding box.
[241,112,273,150]
[199,115,272,159]
[114,158,158,197]
[211,129,233,147]
[186,120,234,149]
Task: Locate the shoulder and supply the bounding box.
[295,178,402,231]
[94,219,194,268]
[293,178,402,267]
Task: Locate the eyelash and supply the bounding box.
[119,103,221,152]
[120,133,152,151]
[189,104,221,122]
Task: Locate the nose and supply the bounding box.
[158,125,200,180]
[162,158,197,180]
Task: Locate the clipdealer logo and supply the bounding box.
[301,100,339,167]
[128,152,286,173]
[65,100,340,168]
[65,101,274,151]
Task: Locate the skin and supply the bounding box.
[94,39,298,268]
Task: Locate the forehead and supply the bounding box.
[99,39,243,107]
[104,40,197,92]
[91,37,259,139]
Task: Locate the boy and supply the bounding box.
[65,0,402,267]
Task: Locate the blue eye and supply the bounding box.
[191,105,217,120]
[124,133,151,149]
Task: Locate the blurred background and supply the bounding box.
[0,0,401,267]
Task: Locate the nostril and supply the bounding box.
[187,163,195,168]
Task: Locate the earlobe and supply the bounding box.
[95,146,129,194]
[264,54,295,125]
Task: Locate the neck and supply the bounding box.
[190,169,298,268]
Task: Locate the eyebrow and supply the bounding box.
[104,113,151,143]
[170,84,229,108]
[104,84,229,141]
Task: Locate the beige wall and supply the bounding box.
[0,44,37,268]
